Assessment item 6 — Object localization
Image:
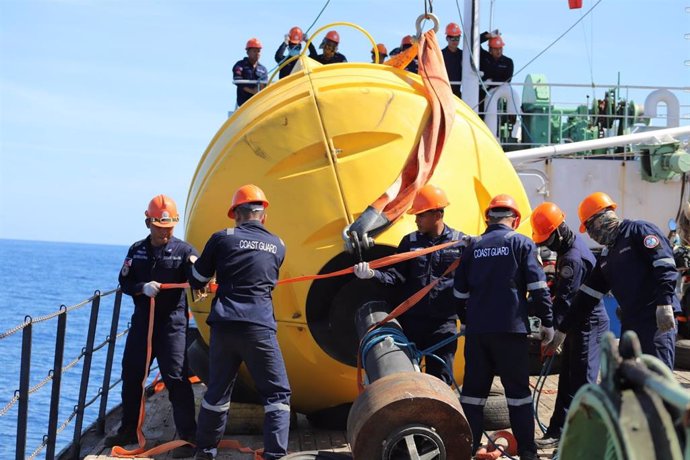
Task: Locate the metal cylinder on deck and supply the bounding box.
[347,301,472,460]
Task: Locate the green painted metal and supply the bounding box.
[559,331,689,460]
[640,141,690,182]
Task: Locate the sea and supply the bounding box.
[0,239,139,459]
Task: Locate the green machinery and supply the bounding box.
[639,141,690,182]
[559,331,690,460]
[519,74,644,147]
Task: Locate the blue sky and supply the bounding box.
[1,0,688,246]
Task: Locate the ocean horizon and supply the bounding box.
[0,238,135,458]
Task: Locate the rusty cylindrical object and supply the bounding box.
[347,301,472,459]
[347,372,472,459]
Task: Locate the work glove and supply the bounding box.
[143,281,161,298]
[544,330,566,356]
[284,34,290,44]
[656,304,676,332]
[539,325,555,345]
[302,33,309,42]
[353,262,375,280]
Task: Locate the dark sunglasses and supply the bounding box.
[448,36,460,41]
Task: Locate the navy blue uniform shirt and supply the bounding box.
[232,57,268,107]
[313,52,347,65]
[442,46,463,98]
[190,221,286,330]
[572,219,680,328]
[118,236,198,314]
[454,224,553,333]
[480,50,514,83]
[274,42,318,79]
[375,225,471,321]
[553,234,605,332]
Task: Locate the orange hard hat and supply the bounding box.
[485,194,522,227]
[577,192,617,233]
[325,30,340,44]
[245,38,263,50]
[407,184,449,215]
[228,184,270,219]
[489,36,505,48]
[372,43,388,56]
[445,23,462,37]
[145,195,179,228]
[401,35,413,46]
[530,202,566,244]
[288,26,303,44]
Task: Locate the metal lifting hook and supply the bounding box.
[415,13,439,38]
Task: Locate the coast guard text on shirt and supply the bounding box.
[474,246,510,258]
[239,239,278,254]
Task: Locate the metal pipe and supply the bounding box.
[16,316,32,460]
[70,293,101,460]
[507,125,690,163]
[354,301,416,383]
[46,308,67,459]
[461,0,480,112]
[97,289,123,435]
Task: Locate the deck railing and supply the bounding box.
[0,288,128,460]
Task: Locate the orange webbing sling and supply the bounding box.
[355,29,456,230]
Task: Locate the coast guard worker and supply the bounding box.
[190,184,290,460]
[454,194,553,460]
[573,192,678,368]
[353,184,471,384]
[233,38,268,107]
[389,35,418,73]
[441,22,463,98]
[274,26,317,79]
[530,202,609,449]
[106,195,197,459]
[314,30,347,65]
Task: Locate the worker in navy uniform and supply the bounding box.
[389,35,418,73]
[570,192,678,368]
[105,195,198,459]
[530,202,609,449]
[353,184,471,384]
[454,194,553,460]
[274,26,317,79]
[441,23,463,98]
[190,184,290,460]
[478,32,514,114]
[233,38,268,107]
[313,30,347,65]
[371,43,388,64]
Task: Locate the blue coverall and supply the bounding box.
[545,234,609,438]
[190,221,290,460]
[373,225,471,384]
[454,224,553,458]
[232,57,268,107]
[571,219,680,368]
[118,236,198,439]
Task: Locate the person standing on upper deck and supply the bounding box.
[441,22,463,98]
[233,38,268,107]
[313,30,347,65]
[274,26,317,79]
[478,32,514,114]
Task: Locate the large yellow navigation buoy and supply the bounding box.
[184,55,531,417]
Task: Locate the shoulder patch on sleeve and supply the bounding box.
[560,265,574,279]
[643,234,660,249]
[121,257,132,277]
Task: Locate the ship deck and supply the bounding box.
[79,369,690,460]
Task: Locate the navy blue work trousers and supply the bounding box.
[623,321,676,369]
[546,310,609,437]
[196,323,291,460]
[460,333,537,458]
[120,306,196,437]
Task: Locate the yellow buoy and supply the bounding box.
[184,56,531,416]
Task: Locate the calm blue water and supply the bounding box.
[0,239,137,459]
